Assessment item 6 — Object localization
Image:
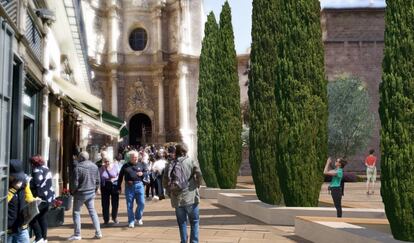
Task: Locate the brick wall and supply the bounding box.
[322,8,384,171]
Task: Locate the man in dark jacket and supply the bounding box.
[68,151,102,241]
[117,150,148,228]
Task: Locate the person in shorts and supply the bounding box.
[365,149,377,195]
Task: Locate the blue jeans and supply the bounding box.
[73,192,101,237]
[7,229,29,243]
[125,181,145,224]
[175,204,199,243]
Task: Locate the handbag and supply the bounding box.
[22,199,42,225]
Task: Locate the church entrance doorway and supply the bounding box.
[129,113,152,146]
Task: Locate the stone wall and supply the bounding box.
[322,8,384,171]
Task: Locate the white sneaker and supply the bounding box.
[128,222,135,228]
[94,233,103,239]
[153,195,159,200]
[138,219,143,225]
[68,235,82,241]
[34,239,44,243]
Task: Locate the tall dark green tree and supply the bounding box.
[273,0,327,206]
[379,1,414,241]
[214,1,242,189]
[197,12,219,188]
[249,0,282,204]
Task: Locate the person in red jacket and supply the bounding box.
[365,149,377,195]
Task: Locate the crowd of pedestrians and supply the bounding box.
[67,143,202,242]
[6,142,202,243]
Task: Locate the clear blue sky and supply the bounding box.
[203,0,252,54]
[203,0,386,54]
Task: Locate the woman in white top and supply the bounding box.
[152,150,167,200]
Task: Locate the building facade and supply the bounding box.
[82,0,203,158]
[0,0,126,238]
[0,0,48,239]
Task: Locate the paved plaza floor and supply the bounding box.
[47,178,382,242]
[47,195,308,242]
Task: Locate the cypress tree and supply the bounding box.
[197,12,219,188]
[379,1,414,240]
[249,0,282,204]
[214,1,242,189]
[274,0,327,206]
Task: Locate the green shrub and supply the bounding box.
[328,75,375,159]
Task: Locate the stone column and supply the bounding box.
[110,70,118,115]
[155,77,165,142]
[107,1,120,115]
[107,2,120,64]
[178,63,195,158]
[179,0,191,54]
[49,102,61,195]
[41,89,50,162]
[155,8,162,51]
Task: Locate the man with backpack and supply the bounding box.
[163,143,203,243]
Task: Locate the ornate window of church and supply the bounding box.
[129,28,148,51]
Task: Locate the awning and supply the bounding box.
[102,110,129,138]
[51,75,128,138]
[63,96,128,138]
[51,75,102,111]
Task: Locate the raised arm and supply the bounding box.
[323,157,337,177]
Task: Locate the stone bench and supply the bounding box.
[199,186,255,199]
[217,192,386,226]
[295,216,403,243]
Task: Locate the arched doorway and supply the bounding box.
[129,113,152,146]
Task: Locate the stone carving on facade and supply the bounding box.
[126,79,149,117]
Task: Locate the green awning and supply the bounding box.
[102,110,129,138]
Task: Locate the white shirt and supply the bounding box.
[152,159,167,174]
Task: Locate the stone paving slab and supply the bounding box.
[319,182,383,209]
[47,196,309,242]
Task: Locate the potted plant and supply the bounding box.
[47,199,64,227]
[56,188,73,211]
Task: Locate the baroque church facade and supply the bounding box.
[81,0,203,156]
